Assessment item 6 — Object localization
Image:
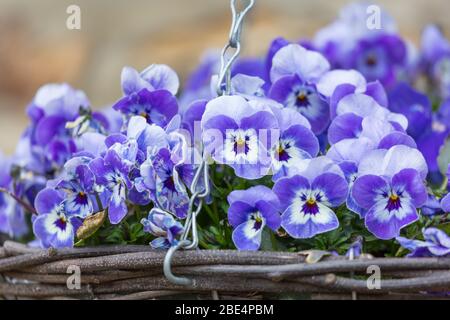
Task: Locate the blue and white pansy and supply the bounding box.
[32,188,82,248]
[227,186,281,251]
[201,95,279,180]
[269,44,331,134]
[269,106,319,181]
[352,145,428,239]
[273,157,348,239]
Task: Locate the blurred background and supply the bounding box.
[0,0,449,154]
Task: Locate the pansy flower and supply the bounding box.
[269,106,319,181]
[397,228,450,257]
[113,65,179,128]
[273,157,348,239]
[141,208,184,249]
[23,83,91,173]
[313,2,397,69]
[32,188,82,248]
[201,95,279,180]
[348,34,407,87]
[139,148,190,218]
[89,148,135,224]
[227,186,281,251]
[55,164,95,218]
[352,145,428,239]
[269,44,331,134]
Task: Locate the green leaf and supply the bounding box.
[437,137,450,176]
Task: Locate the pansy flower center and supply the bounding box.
[302,197,320,215]
[233,134,250,155]
[250,212,264,231]
[163,175,176,192]
[366,55,378,67]
[276,142,291,162]
[54,215,68,231]
[296,90,310,108]
[386,192,402,212]
[75,191,88,205]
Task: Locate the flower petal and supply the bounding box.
[311,173,348,207]
[365,202,419,240]
[352,175,389,210]
[281,202,339,239]
[232,220,264,251]
[34,188,64,215]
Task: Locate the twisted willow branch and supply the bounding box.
[1,241,450,299]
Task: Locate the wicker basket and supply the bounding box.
[1,240,450,300]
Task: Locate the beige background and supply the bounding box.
[0,0,449,154]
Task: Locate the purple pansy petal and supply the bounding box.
[240,111,279,133]
[365,202,419,240]
[388,83,432,139]
[293,156,345,182]
[232,220,264,251]
[352,175,389,210]
[281,124,319,158]
[140,64,180,95]
[378,132,417,150]
[228,201,255,228]
[108,185,128,224]
[365,81,388,107]
[89,157,110,186]
[35,115,67,146]
[311,173,348,207]
[270,44,330,83]
[255,200,281,231]
[121,66,152,95]
[327,137,375,165]
[270,105,311,130]
[114,89,178,127]
[273,175,310,212]
[336,93,385,117]
[228,185,279,209]
[231,162,271,181]
[317,69,366,98]
[382,145,428,180]
[347,191,367,218]
[201,95,252,127]
[424,228,450,251]
[391,169,427,208]
[76,132,107,157]
[34,188,64,215]
[231,74,265,98]
[396,236,430,251]
[105,134,127,149]
[421,25,450,63]
[328,113,363,144]
[330,84,357,119]
[181,99,207,137]
[281,202,339,239]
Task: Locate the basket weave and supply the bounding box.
[1,240,450,300]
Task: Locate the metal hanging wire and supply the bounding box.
[163,0,255,286]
